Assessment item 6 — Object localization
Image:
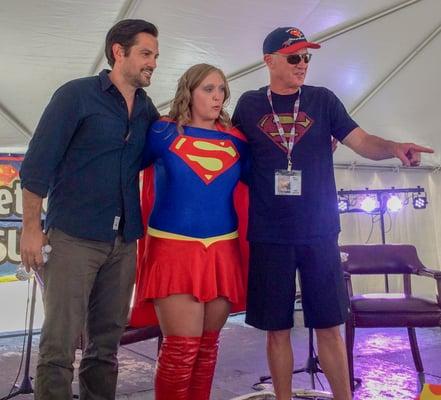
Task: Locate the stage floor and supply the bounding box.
[0,312,440,399]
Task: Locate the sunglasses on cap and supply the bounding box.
[275,53,312,65]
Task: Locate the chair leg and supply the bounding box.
[345,320,355,393]
[407,328,424,372]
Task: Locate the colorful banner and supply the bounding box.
[0,154,25,282]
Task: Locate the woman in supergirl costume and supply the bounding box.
[130,63,249,400]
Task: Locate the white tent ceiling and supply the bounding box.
[1,0,440,168]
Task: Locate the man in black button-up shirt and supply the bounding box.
[19,19,159,400]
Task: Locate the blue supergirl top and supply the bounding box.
[142,119,248,239]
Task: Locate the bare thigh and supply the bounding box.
[203,296,231,332]
[154,294,205,336]
[154,295,232,336]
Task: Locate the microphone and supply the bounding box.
[16,245,52,281]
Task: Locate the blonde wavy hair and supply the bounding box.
[169,63,232,134]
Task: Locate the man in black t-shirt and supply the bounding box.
[233,26,433,400]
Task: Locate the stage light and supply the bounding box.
[360,196,378,213]
[386,195,403,212]
[413,195,427,209]
[338,198,350,212]
[337,186,427,216]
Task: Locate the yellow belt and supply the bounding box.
[147,226,238,248]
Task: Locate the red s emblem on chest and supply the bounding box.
[258,111,314,152]
[170,136,239,184]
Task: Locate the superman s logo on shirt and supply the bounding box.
[258,111,314,152]
[169,136,239,184]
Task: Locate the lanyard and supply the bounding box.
[266,86,301,171]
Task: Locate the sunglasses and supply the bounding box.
[275,53,312,65]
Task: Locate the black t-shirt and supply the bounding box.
[232,85,358,244]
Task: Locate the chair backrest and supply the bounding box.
[340,244,425,275]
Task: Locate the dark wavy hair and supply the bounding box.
[105,19,158,67]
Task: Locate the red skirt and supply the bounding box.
[130,235,246,327]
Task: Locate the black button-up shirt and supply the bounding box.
[20,70,159,242]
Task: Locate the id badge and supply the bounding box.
[275,169,302,196]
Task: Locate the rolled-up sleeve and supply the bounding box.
[20,82,83,197]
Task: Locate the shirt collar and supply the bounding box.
[98,69,147,100]
[99,69,113,92]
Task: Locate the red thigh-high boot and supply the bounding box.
[155,335,201,400]
[188,331,220,400]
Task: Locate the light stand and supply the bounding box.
[293,328,323,389]
[1,273,41,400]
[253,328,333,399]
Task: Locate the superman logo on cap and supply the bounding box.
[287,28,303,38]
